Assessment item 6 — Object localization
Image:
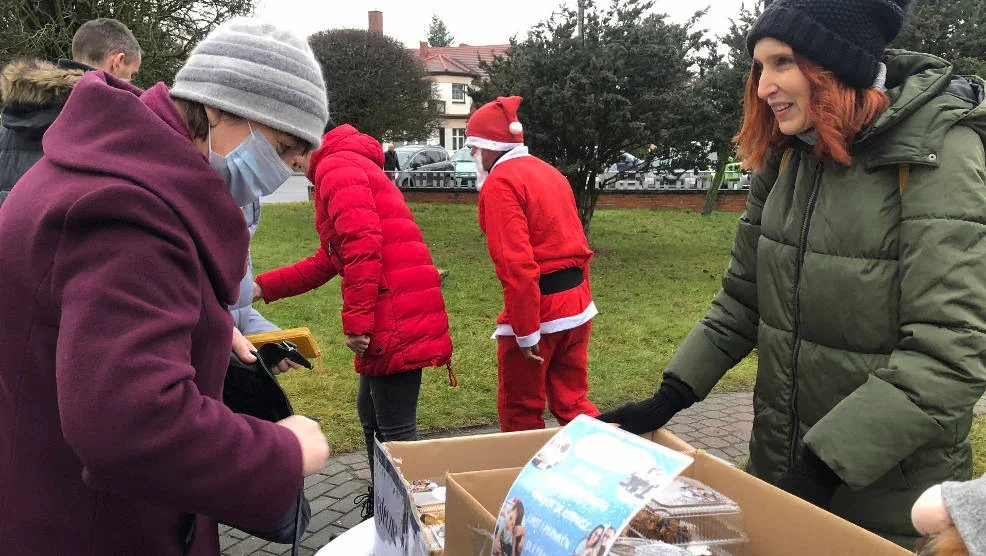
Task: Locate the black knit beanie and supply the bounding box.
[747,0,911,89]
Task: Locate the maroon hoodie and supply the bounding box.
[0,72,303,554]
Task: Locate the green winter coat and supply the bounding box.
[666,50,986,546]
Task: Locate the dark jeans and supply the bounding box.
[357,369,422,479]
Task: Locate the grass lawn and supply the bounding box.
[973,417,986,476]
[252,201,986,474]
[251,202,757,452]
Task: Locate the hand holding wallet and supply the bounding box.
[218,342,313,549]
[257,340,313,371]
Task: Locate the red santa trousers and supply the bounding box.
[496,320,599,432]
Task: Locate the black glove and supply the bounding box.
[597,377,698,434]
[775,449,843,509]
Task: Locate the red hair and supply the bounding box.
[734,55,890,170]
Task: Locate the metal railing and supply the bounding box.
[384,171,476,190]
[598,170,751,191]
[386,170,750,192]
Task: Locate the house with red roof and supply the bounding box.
[411,41,510,149]
[368,10,509,149]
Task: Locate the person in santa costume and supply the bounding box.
[467,95,600,432]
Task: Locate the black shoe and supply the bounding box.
[353,485,374,521]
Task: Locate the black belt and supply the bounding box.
[539,267,584,295]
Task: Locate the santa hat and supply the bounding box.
[465,96,525,151]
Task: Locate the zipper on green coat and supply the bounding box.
[788,159,824,466]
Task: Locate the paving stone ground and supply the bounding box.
[220,391,986,554]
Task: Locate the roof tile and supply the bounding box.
[411,44,510,77]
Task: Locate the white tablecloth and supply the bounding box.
[313,518,375,555]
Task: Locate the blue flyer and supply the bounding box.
[490,415,693,556]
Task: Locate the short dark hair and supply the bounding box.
[72,18,141,66]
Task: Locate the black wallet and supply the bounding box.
[258,340,313,371]
[223,340,312,421]
[218,341,313,550]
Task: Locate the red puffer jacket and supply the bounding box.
[256,124,453,377]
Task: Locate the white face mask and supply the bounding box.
[472,150,488,191]
[208,122,293,207]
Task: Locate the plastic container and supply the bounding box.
[409,480,447,551]
[610,538,733,556]
[622,476,747,552]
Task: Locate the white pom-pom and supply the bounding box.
[509,121,523,135]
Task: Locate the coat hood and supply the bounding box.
[858,50,986,170]
[0,58,83,106]
[1,59,84,137]
[307,124,386,180]
[41,72,248,304]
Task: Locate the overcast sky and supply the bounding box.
[255,0,751,47]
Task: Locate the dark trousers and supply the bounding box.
[357,369,422,479]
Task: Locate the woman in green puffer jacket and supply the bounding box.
[600,0,986,547]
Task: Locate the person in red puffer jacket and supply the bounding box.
[254,121,453,519]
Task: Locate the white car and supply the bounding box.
[450,148,476,188]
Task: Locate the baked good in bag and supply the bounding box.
[622,476,746,551]
[627,508,694,544]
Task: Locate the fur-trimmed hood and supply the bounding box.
[1,58,83,106]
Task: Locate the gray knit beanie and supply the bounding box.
[171,18,328,148]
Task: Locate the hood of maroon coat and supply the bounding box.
[42,72,247,304]
[306,124,385,180]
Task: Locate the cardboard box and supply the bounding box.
[374,428,694,556]
[386,427,693,481]
[444,452,910,556]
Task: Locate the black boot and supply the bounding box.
[353,485,374,521]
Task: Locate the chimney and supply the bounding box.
[368,10,383,34]
[419,41,430,57]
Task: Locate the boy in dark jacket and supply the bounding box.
[0,59,83,206]
[0,18,141,207]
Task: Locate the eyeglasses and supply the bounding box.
[276,138,307,158]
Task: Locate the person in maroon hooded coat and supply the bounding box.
[254,122,454,520]
[0,19,331,555]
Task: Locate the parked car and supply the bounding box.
[724,161,743,182]
[450,147,475,173]
[450,147,477,188]
[597,151,658,188]
[602,151,654,175]
[721,160,753,190]
[614,152,645,173]
[393,145,455,188]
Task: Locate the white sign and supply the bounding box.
[372,438,429,556]
[491,415,694,556]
